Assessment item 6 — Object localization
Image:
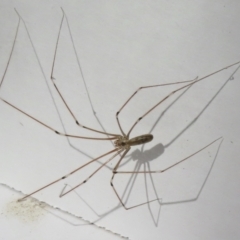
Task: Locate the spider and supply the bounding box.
[1,8,239,210]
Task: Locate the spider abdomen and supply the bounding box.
[114,134,153,148]
[127,134,153,146]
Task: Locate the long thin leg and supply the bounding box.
[60,149,124,197]
[110,148,131,210]
[19,147,119,201]
[116,137,222,174]
[125,62,240,137]
[50,8,64,80]
[0,10,119,141]
[116,77,198,136]
[0,12,20,88]
[0,98,118,141]
[111,137,222,209]
[50,8,118,137]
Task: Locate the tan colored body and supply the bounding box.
[114,134,153,149]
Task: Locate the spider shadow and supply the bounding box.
[119,143,165,226]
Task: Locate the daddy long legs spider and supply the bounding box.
[1,9,239,210]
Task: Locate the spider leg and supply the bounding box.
[19,147,119,201]
[0,10,20,89]
[111,137,222,210]
[126,62,240,137]
[0,98,118,140]
[0,10,119,141]
[116,77,198,136]
[60,148,124,197]
[110,148,132,210]
[50,8,118,137]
